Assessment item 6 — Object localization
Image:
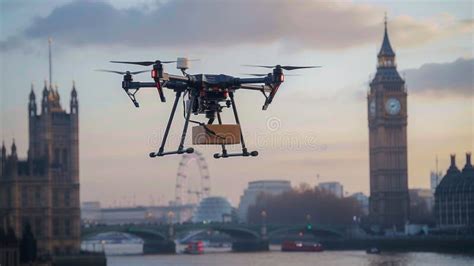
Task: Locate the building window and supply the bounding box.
[21,187,28,207]
[35,187,41,207]
[53,218,60,236]
[7,189,12,208]
[22,217,30,230]
[54,148,60,165]
[62,148,68,169]
[35,217,42,237]
[64,219,71,236]
[65,191,71,207]
[53,189,59,207]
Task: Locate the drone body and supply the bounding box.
[99,58,318,159]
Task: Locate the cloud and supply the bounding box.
[1,0,472,51]
[403,57,473,97]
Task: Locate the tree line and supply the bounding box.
[247,184,364,225]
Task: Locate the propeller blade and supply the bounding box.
[241,73,268,77]
[280,65,321,71]
[241,73,300,77]
[110,61,156,66]
[110,60,177,66]
[96,69,148,75]
[243,65,274,69]
[243,64,321,71]
[96,69,126,75]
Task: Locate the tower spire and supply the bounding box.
[48,37,53,86]
[378,13,395,58]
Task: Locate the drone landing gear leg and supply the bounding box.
[214,92,258,159]
[150,91,192,157]
[176,92,196,154]
[213,111,228,158]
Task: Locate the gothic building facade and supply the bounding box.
[367,19,409,229]
[435,153,474,228]
[0,82,80,255]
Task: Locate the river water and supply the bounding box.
[101,244,474,266]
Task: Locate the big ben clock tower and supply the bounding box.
[368,17,409,230]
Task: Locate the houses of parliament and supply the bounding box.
[0,80,80,255]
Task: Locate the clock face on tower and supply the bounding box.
[369,99,376,117]
[385,98,401,115]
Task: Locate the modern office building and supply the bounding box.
[192,197,233,223]
[81,201,102,224]
[83,204,196,225]
[318,182,344,198]
[238,180,291,222]
[409,188,434,212]
[430,170,443,194]
[350,192,369,215]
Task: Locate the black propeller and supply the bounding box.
[110,59,200,66]
[110,60,176,66]
[96,69,148,75]
[241,73,268,77]
[243,65,321,71]
[241,73,300,77]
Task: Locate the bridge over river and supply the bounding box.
[82,223,349,253]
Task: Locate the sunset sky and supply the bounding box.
[1,0,472,207]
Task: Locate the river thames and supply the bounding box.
[102,245,474,266]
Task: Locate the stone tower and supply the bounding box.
[367,17,409,230]
[0,81,80,255]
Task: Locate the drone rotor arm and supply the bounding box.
[237,84,271,92]
[166,73,189,82]
[237,77,268,85]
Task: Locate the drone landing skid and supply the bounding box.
[150,147,194,157]
[213,150,259,159]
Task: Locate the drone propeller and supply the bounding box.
[110,60,175,66]
[241,73,268,77]
[96,69,148,75]
[243,65,321,71]
[111,59,200,66]
[241,73,300,77]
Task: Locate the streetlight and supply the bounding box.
[306,214,312,231]
[261,210,267,221]
[261,210,267,238]
[167,211,175,224]
[167,211,175,239]
[101,240,106,253]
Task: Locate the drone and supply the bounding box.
[99,58,319,159]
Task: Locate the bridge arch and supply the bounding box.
[82,226,167,241]
[268,224,345,239]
